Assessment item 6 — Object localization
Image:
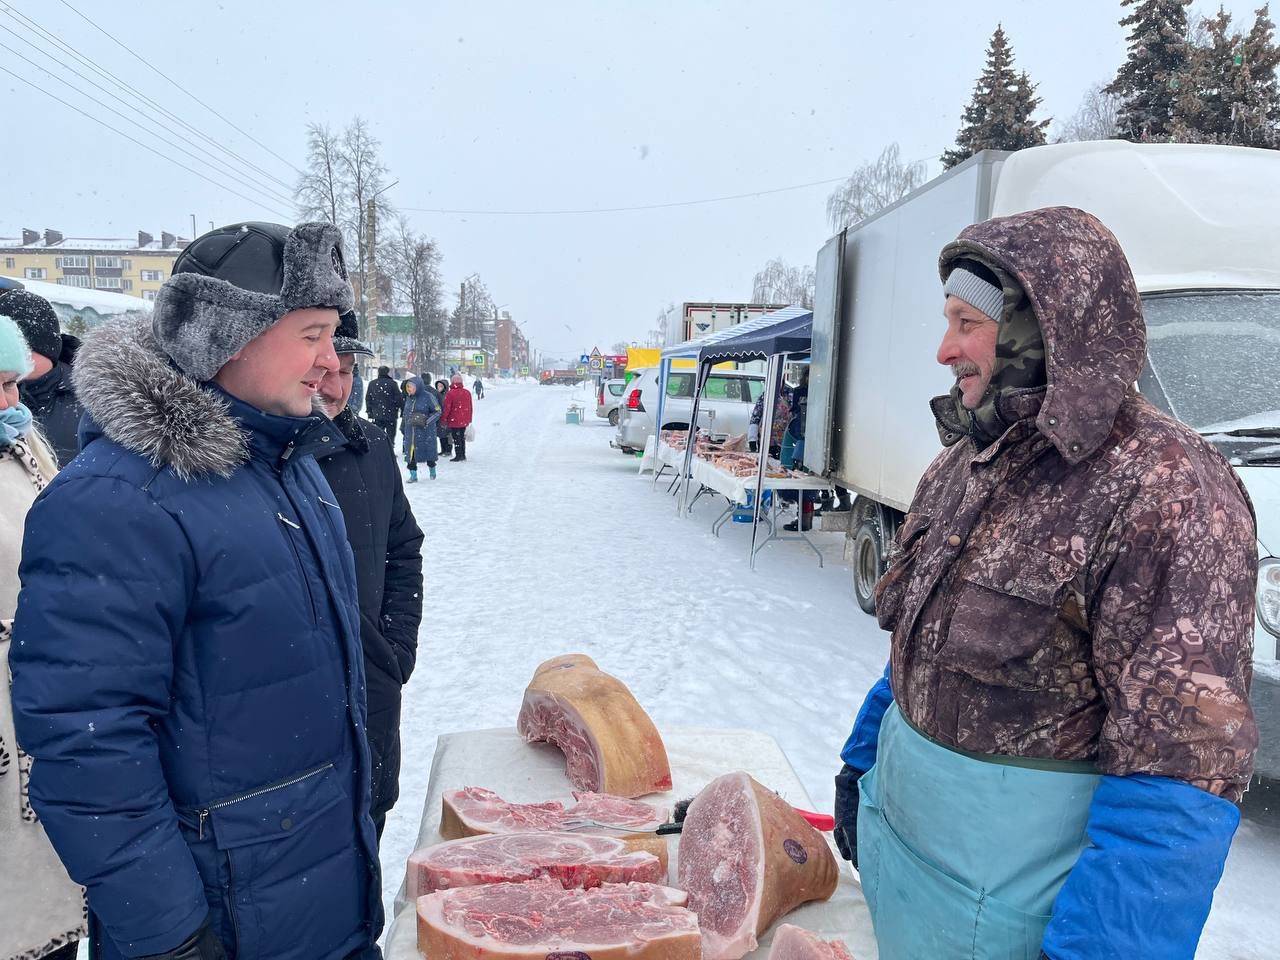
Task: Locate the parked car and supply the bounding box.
[596,378,627,425]
[613,367,764,454]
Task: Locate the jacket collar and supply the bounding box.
[205,383,341,466]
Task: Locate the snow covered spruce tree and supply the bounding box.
[1106,0,1194,141]
[941,26,1049,169]
[1232,4,1280,147]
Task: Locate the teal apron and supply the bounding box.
[858,705,1100,959]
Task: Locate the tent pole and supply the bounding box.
[679,360,711,516]
[651,358,671,489]
[750,354,781,568]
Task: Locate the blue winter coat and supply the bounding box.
[401,377,441,462]
[9,317,382,960]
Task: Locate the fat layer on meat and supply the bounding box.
[768,924,854,960]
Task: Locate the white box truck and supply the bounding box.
[803,141,1280,776]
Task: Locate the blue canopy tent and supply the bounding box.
[655,306,814,568]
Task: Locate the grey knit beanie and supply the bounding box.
[943,260,1005,321]
[152,221,354,381]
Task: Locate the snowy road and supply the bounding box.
[380,379,1279,959]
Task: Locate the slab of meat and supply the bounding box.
[441,786,669,840]
[406,831,668,899]
[517,653,672,798]
[678,772,839,960]
[768,925,854,960]
[417,878,702,960]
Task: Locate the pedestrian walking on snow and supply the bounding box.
[402,376,441,481]
[316,318,424,842]
[0,289,84,468]
[434,379,453,457]
[364,365,403,451]
[472,376,484,399]
[834,207,1257,960]
[9,222,383,960]
[0,312,85,960]
[442,373,473,462]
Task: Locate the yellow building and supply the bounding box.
[0,228,187,303]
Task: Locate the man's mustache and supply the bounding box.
[951,363,981,380]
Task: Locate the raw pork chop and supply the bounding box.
[679,772,839,960]
[441,786,668,839]
[417,878,701,960]
[406,831,667,898]
[769,924,854,959]
[517,653,672,798]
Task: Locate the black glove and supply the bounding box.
[834,763,864,866]
[139,921,227,960]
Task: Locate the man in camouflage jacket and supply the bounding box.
[835,206,1257,959]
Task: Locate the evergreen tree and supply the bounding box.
[1168,7,1237,142]
[1107,0,1194,141]
[1233,4,1280,147]
[942,26,1050,169]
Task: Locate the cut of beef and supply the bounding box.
[517,653,672,798]
[440,786,668,840]
[417,878,702,960]
[768,924,854,960]
[678,772,839,960]
[406,831,668,899]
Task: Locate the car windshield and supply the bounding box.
[1141,292,1280,433]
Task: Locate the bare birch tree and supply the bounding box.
[825,143,928,232]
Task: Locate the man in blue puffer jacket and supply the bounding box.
[9,222,383,960]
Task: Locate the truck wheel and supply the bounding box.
[609,409,620,427]
[852,514,884,615]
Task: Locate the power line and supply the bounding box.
[0,34,298,210]
[400,176,854,217]
[53,0,303,176]
[0,40,298,213]
[0,65,296,219]
[0,2,297,194]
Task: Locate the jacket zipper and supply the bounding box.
[194,761,334,840]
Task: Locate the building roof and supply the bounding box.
[0,230,188,254]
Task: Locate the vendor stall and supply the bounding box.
[655,307,830,567]
[384,726,876,959]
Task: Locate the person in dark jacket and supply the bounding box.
[9,222,382,960]
[0,288,84,467]
[401,376,441,481]
[364,365,403,448]
[434,378,453,457]
[317,325,424,843]
[472,375,484,399]
[442,373,474,462]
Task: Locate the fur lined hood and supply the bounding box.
[73,313,248,480]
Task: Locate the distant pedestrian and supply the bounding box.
[442,373,474,462]
[0,288,84,467]
[364,365,403,449]
[434,379,453,457]
[473,376,484,399]
[402,376,441,482]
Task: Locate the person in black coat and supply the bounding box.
[433,378,453,457]
[0,289,84,467]
[363,365,402,451]
[316,329,424,841]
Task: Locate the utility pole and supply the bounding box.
[366,198,379,357]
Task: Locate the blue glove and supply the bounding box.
[1039,773,1239,960]
[840,662,894,772]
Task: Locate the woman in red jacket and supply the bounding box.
[441,373,474,462]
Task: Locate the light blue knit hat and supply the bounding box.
[0,313,34,376]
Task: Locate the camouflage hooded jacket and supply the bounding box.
[875,206,1258,801]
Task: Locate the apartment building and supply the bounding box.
[0,228,188,302]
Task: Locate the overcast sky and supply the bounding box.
[2,0,1260,361]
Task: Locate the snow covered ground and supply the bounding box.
[378,379,1280,959]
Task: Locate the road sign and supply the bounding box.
[589,358,603,371]
[605,359,615,369]
[520,366,530,376]
[575,366,587,376]
[580,354,590,365]
[590,347,602,359]
[472,353,485,367]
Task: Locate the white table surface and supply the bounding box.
[384,726,876,959]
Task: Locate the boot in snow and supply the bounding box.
[429,465,437,479]
[408,468,418,483]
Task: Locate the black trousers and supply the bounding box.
[373,419,397,452]
[450,427,467,459]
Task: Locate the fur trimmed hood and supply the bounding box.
[73,313,248,480]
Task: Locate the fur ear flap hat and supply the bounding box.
[152,221,354,381]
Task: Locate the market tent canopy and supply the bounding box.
[660,305,813,364]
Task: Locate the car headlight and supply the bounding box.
[1257,559,1280,638]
